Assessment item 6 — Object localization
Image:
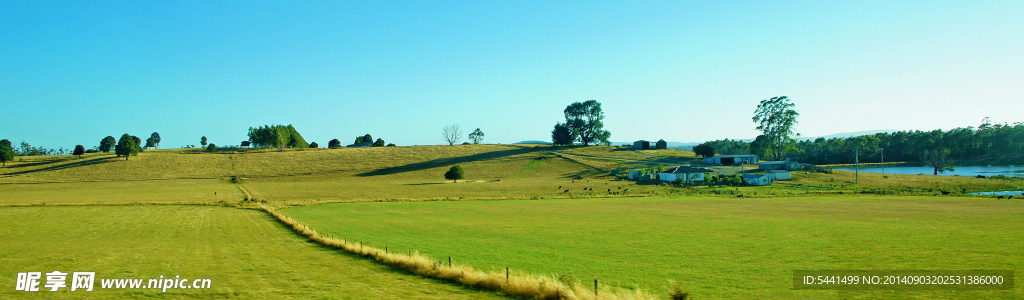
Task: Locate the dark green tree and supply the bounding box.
[444,165,465,183]
[99,136,116,153]
[551,122,575,145]
[373,138,385,147]
[328,139,342,148]
[563,100,610,146]
[206,143,217,152]
[354,134,373,144]
[386,143,396,147]
[469,128,484,144]
[0,139,14,166]
[150,132,161,148]
[693,144,715,158]
[73,145,85,157]
[145,137,156,149]
[752,96,800,160]
[201,136,208,147]
[115,134,141,160]
[247,125,308,149]
[309,142,319,148]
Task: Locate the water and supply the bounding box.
[970,191,1024,196]
[834,165,1024,178]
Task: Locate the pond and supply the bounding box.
[833,165,1024,178]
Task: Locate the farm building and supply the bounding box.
[742,174,771,186]
[628,170,654,180]
[703,155,759,165]
[654,139,668,149]
[633,140,650,150]
[759,161,800,171]
[346,142,373,148]
[765,170,791,181]
[658,166,713,182]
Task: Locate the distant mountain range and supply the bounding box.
[514,129,898,150]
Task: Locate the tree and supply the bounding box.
[693,144,716,158]
[73,145,85,157]
[655,139,668,149]
[469,128,484,144]
[248,125,308,149]
[99,136,116,153]
[145,137,156,149]
[201,136,208,147]
[443,124,462,145]
[115,134,141,160]
[328,139,342,148]
[562,100,610,146]
[752,96,800,161]
[373,138,385,147]
[206,143,217,152]
[0,139,14,166]
[444,165,465,182]
[921,148,955,175]
[551,122,575,145]
[386,143,396,147]
[150,132,161,148]
[309,142,319,148]
[354,134,373,144]
[241,141,251,148]
[131,136,143,152]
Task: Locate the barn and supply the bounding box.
[742,174,771,186]
[703,155,759,165]
[633,140,650,150]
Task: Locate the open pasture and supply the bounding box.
[282,195,1024,299]
[0,205,506,299]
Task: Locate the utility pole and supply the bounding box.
[855,148,859,184]
[880,148,885,175]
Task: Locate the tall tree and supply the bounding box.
[200,136,208,147]
[468,128,485,144]
[115,134,141,160]
[551,122,575,145]
[562,100,610,146]
[442,124,462,145]
[921,148,955,175]
[150,132,161,148]
[328,139,342,148]
[99,136,116,153]
[131,136,143,152]
[145,137,157,149]
[0,139,14,166]
[752,96,800,161]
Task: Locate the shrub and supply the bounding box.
[444,165,465,182]
[309,142,319,148]
[206,143,217,152]
[386,143,396,147]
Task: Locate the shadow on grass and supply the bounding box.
[357,147,543,177]
[404,182,448,186]
[3,156,119,176]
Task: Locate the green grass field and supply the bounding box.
[0,205,505,299]
[3,145,1023,299]
[281,196,1024,299]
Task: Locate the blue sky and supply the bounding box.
[2,1,1022,149]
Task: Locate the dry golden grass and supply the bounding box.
[262,204,658,300]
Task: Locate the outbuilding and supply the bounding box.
[765,170,791,181]
[633,140,650,150]
[658,166,713,182]
[759,161,800,171]
[703,155,759,165]
[742,174,771,186]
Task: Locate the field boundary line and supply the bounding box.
[258,204,658,300]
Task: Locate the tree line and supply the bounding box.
[694,119,1024,165]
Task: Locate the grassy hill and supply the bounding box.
[2,144,1023,299]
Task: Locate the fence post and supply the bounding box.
[506,267,509,286]
[594,279,598,297]
[448,256,452,267]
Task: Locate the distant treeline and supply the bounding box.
[697,121,1024,165]
[247,125,309,149]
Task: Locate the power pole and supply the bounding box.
[880,148,885,175]
[855,148,859,184]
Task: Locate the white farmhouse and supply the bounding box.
[658,166,713,182]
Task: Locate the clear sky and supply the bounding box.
[2,1,1022,150]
